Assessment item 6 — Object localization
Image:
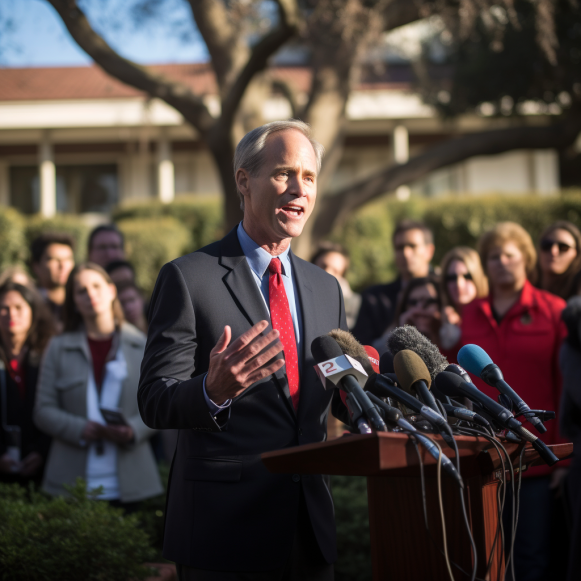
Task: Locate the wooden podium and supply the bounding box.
[262,432,572,581]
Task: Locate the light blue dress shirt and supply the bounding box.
[203,223,303,413]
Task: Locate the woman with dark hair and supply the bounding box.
[34,263,162,506]
[537,220,581,300]
[0,281,53,484]
[391,275,442,345]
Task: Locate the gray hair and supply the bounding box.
[233,120,324,210]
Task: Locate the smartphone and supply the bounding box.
[99,407,128,426]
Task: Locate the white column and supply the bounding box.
[0,162,8,206]
[39,131,56,217]
[393,125,411,201]
[157,132,175,203]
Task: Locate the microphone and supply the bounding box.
[457,344,547,434]
[386,325,449,384]
[393,350,440,413]
[311,335,387,433]
[442,403,491,428]
[367,392,463,487]
[435,372,559,466]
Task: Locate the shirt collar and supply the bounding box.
[237,223,292,279]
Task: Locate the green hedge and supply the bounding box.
[112,196,223,254]
[0,480,155,581]
[329,191,581,291]
[117,216,193,295]
[1,191,581,296]
[333,475,372,581]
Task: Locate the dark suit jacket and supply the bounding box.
[138,227,348,571]
[351,278,402,345]
[0,354,50,484]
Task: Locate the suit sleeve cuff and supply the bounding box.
[202,374,232,414]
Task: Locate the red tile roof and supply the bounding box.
[0,63,414,102]
[0,63,316,101]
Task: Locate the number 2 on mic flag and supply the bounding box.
[314,354,368,390]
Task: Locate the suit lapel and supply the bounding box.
[220,228,294,415]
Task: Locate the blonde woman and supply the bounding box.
[439,247,488,349]
[34,263,162,507]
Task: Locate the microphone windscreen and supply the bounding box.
[457,344,493,376]
[387,325,448,382]
[393,350,432,394]
[311,335,343,363]
[328,329,375,376]
[364,346,380,374]
[434,371,465,398]
[379,352,395,374]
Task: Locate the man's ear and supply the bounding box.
[426,243,436,262]
[236,168,250,201]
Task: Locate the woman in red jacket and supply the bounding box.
[451,222,566,581]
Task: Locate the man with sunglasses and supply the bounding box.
[352,220,435,345]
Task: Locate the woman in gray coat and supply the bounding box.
[34,262,162,506]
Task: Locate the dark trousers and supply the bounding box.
[176,492,333,581]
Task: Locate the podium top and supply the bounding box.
[261,432,572,479]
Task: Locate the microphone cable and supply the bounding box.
[407,432,455,581]
[441,423,478,581]
[455,426,516,581]
[409,433,490,581]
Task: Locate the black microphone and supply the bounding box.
[457,344,547,434]
[311,335,387,433]
[435,372,559,466]
[442,403,491,428]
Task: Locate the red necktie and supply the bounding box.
[268,258,300,410]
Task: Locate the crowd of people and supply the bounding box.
[0,214,580,578]
[312,218,579,581]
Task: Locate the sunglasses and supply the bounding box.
[540,239,574,254]
[407,297,439,308]
[445,272,473,283]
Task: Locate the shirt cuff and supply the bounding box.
[203,374,232,414]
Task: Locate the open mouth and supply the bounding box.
[280,205,304,218]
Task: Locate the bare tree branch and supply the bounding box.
[186,0,247,96]
[214,0,301,142]
[46,0,215,134]
[271,78,299,118]
[312,117,581,241]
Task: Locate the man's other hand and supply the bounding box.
[206,320,285,405]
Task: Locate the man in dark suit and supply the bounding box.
[138,120,348,581]
[352,220,435,347]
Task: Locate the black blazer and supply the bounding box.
[138,227,348,571]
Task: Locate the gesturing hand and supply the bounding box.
[205,320,285,405]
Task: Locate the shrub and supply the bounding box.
[113,196,223,253]
[330,192,581,291]
[117,217,193,295]
[25,214,93,263]
[333,475,372,581]
[0,480,155,581]
[0,207,27,269]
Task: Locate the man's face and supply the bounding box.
[394,229,434,279]
[238,129,317,245]
[33,243,75,289]
[89,231,125,268]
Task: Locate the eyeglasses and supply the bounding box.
[540,239,574,254]
[407,297,439,308]
[445,272,473,283]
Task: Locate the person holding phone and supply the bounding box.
[0,281,54,484]
[34,263,162,507]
